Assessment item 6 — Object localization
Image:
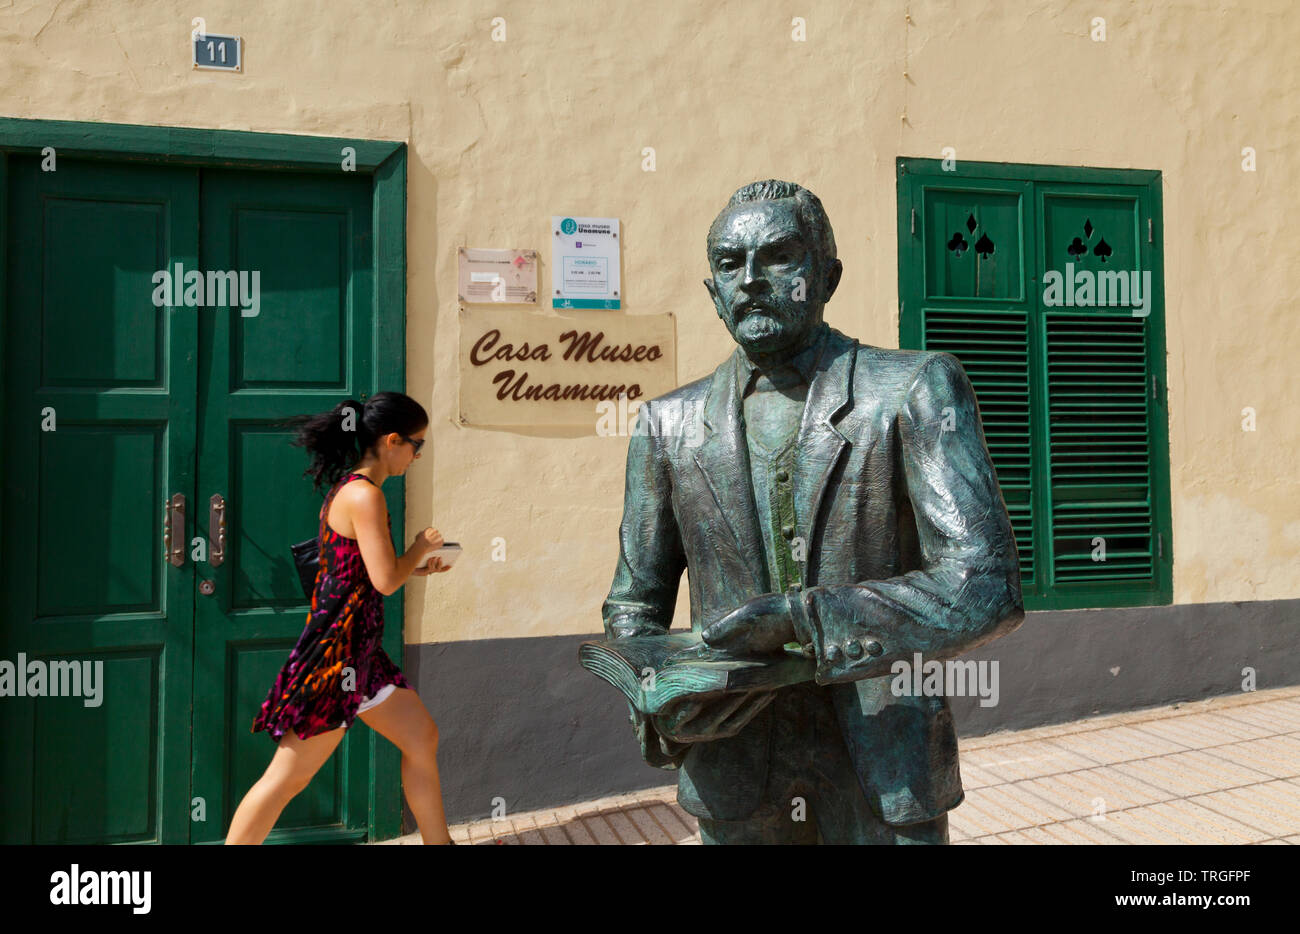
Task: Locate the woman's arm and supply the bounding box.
[337,481,441,595]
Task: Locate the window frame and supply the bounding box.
[897,157,1172,611]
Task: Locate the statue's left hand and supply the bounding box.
[700,593,796,655]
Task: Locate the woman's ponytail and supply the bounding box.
[287,393,429,491]
[290,399,365,491]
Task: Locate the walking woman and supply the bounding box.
[227,392,454,845]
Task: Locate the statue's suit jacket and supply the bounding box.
[601,325,1025,825]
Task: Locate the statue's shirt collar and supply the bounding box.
[734,322,831,397]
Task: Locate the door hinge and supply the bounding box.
[1157,532,1163,558]
[1151,374,1158,400]
[1148,218,1153,243]
[910,207,916,235]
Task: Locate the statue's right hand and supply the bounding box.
[651,691,775,743]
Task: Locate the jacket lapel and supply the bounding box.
[793,330,857,577]
[692,355,767,592]
[692,328,858,594]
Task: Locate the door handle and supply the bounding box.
[163,493,186,567]
[209,494,227,567]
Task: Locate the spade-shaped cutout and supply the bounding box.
[974,233,995,257]
[1093,238,1113,262]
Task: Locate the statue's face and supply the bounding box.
[705,198,837,356]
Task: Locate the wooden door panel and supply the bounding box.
[37,425,164,615]
[910,178,1039,594]
[34,651,159,843]
[231,209,350,389]
[39,198,167,386]
[923,183,1026,301]
[1040,191,1143,281]
[228,425,324,608]
[1,157,198,844]
[192,169,375,844]
[1037,187,1157,595]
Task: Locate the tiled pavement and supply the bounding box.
[376,684,1300,844]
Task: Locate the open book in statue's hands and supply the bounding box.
[578,632,815,736]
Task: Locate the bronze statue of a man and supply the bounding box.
[601,179,1024,844]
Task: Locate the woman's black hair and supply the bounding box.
[288,391,429,491]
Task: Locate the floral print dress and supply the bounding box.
[252,472,410,741]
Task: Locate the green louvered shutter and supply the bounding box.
[1043,313,1153,585]
[897,160,1172,610]
[925,309,1034,589]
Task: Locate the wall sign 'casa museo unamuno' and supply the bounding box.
[457,306,677,429]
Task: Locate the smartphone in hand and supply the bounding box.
[417,543,462,570]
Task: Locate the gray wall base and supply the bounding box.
[401,598,1300,828]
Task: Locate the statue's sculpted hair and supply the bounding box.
[717,179,837,268]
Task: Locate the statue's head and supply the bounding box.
[704,179,842,357]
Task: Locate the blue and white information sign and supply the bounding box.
[552,216,620,309]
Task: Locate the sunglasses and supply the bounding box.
[400,434,426,455]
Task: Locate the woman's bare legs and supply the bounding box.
[225,726,346,844]
[359,687,452,844]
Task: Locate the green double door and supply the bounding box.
[1,157,387,843]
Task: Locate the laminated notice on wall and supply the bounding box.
[457,248,538,304]
[458,307,675,429]
[551,216,620,309]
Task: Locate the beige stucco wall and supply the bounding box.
[4,0,1298,641]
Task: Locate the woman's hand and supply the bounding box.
[413,527,444,555]
[341,483,442,595]
[412,556,453,576]
[410,528,452,577]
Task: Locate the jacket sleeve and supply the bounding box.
[600,400,690,767]
[787,351,1025,685]
[601,400,687,637]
